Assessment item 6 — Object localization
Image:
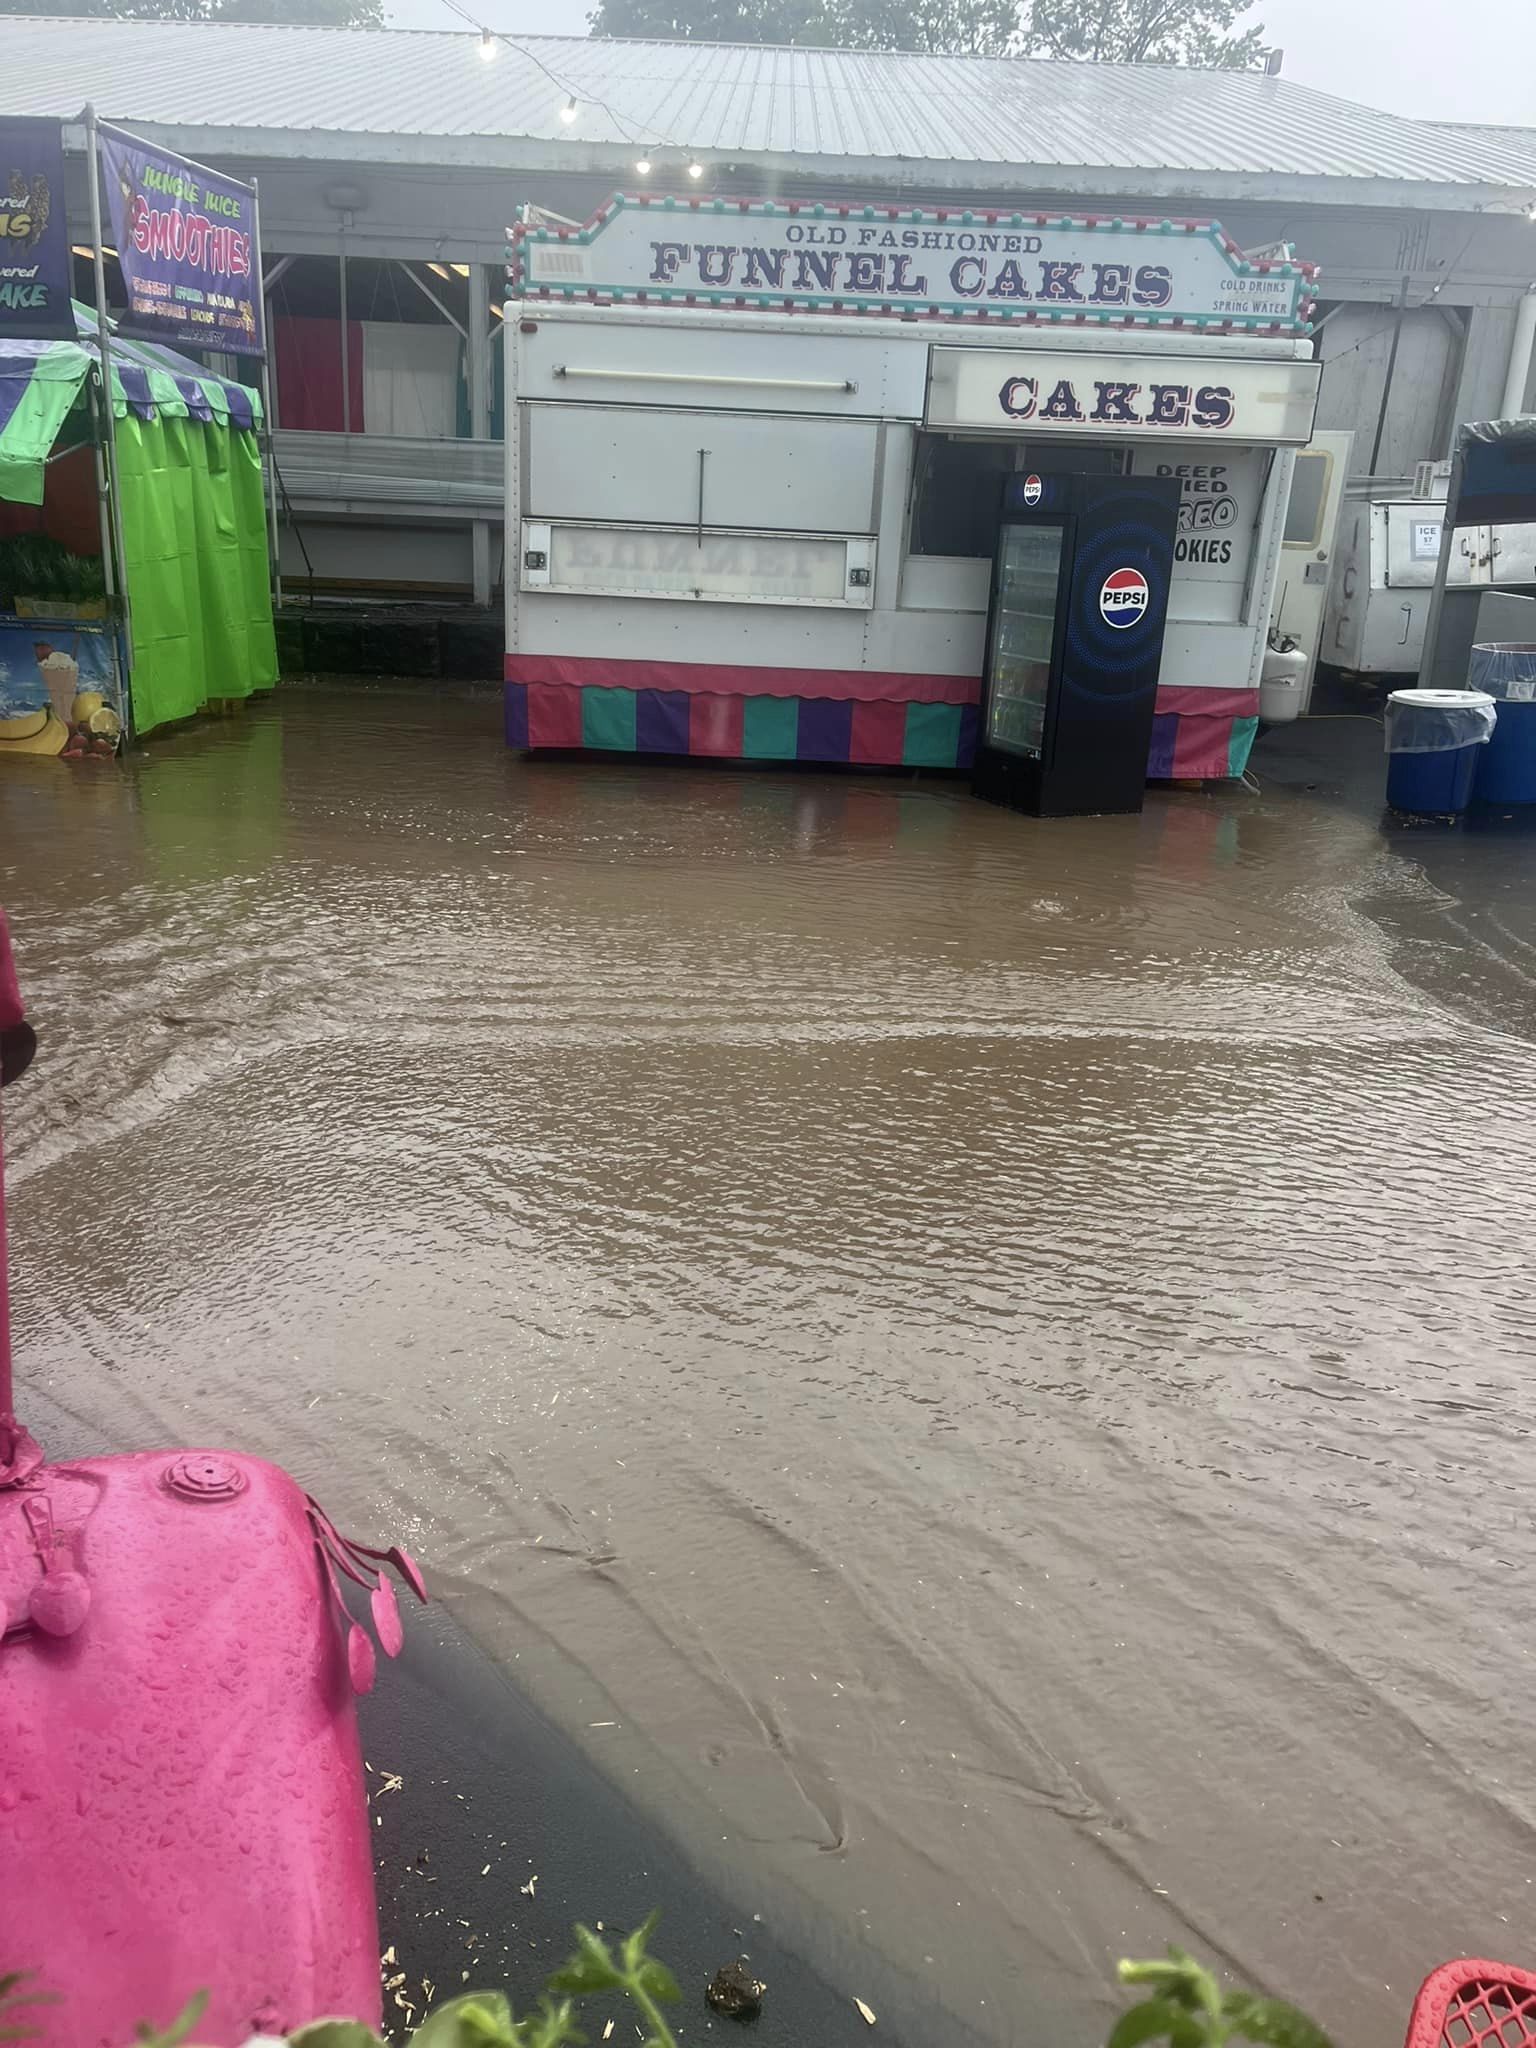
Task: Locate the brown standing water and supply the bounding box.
[4,686,1535,2048]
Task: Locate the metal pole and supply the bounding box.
[1500,288,1536,420]
[1368,275,1410,477]
[84,105,135,738]
[1418,425,1466,691]
[338,241,350,435]
[468,259,491,608]
[251,177,282,609]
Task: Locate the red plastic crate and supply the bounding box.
[1406,1963,1536,2048]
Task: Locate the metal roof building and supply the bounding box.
[4,15,1533,606]
[4,16,1536,206]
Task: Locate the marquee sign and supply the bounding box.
[925,347,1322,446]
[510,193,1317,335]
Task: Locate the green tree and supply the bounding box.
[830,0,1020,54]
[588,0,1265,63]
[1025,0,1265,66]
[586,0,1018,49]
[0,0,381,22]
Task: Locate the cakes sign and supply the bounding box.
[512,194,1315,333]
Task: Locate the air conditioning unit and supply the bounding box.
[1413,459,1452,498]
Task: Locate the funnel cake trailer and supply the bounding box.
[504,195,1321,783]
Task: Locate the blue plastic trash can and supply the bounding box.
[1469,645,1536,804]
[1384,688,1497,817]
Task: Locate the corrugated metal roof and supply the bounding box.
[2,14,1535,201]
[1423,123,1536,176]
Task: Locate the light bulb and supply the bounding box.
[478,29,496,60]
[635,157,652,175]
[559,96,577,123]
[687,160,704,179]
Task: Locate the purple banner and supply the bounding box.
[99,129,263,357]
[0,119,74,341]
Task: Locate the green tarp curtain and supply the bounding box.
[114,410,276,733]
[0,312,275,733]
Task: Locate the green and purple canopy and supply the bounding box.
[0,303,261,508]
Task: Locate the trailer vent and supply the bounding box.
[1413,460,1451,499]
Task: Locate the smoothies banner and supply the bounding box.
[99,128,263,356]
[0,119,73,340]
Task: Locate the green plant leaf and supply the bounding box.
[549,1928,622,1999]
[1118,1953,1221,2017]
[1108,1998,1210,2048]
[621,1913,661,1977]
[409,1992,518,2048]
[290,2023,388,2048]
[509,1997,585,2048]
[135,1992,210,2048]
[1222,1994,1335,2048]
[634,1961,681,2009]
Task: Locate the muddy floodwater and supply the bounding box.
[5,686,1536,2048]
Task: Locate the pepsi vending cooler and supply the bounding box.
[972,470,1181,817]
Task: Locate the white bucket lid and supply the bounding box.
[1386,688,1496,710]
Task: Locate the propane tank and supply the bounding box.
[1260,632,1308,723]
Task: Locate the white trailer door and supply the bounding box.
[526,404,880,535]
[1272,430,1351,708]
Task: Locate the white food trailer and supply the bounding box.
[504,194,1322,781]
[1326,466,1536,679]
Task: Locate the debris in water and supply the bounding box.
[521,1875,539,1897]
[706,1961,766,2019]
[603,2026,615,2042]
[482,1864,491,1877]
[854,2000,877,2026]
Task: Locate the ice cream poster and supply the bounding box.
[99,128,263,358]
[0,621,125,758]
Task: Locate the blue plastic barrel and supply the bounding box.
[1384,688,1497,817]
[1469,645,1536,804]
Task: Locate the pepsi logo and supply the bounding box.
[1099,566,1150,629]
[1021,473,1043,507]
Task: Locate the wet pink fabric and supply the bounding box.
[0,906,424,2045]
[0,1451,388,2045]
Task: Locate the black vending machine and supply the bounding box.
[971,470,1181,818]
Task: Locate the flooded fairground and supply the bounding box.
[4,684,1536,2048]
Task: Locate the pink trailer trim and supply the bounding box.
[1154,686,1261,720]
[505,653,980,706]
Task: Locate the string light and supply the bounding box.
[687,161,704,179]
[440,0,690,161]
[635,157,652,176]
